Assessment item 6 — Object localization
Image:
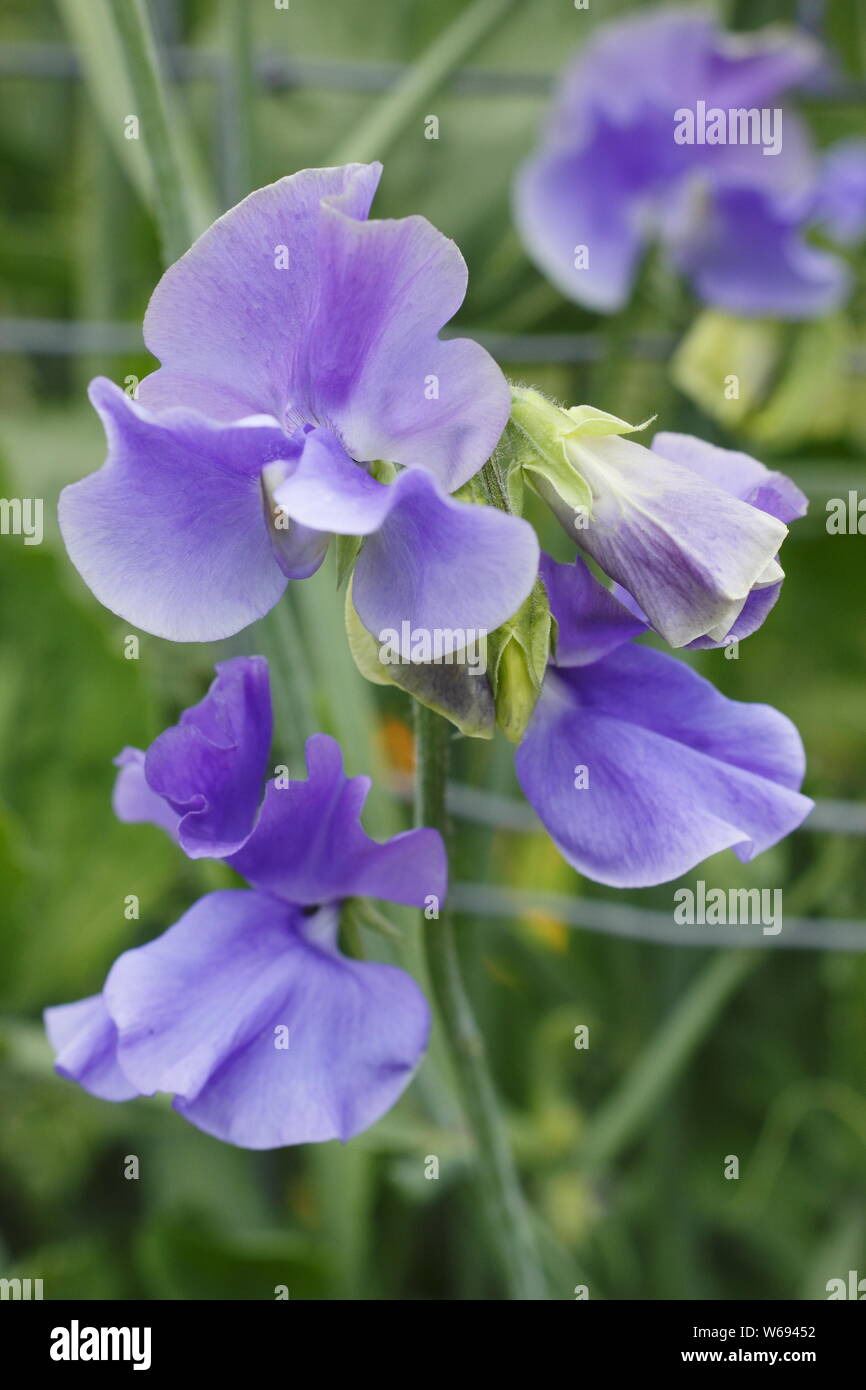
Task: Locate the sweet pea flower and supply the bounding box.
[514,7,855,318]
[60,163,538,654]
[509,391,803,649]
[45,657,445,1148]
[515,555,813,888]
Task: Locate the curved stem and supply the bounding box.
[413,700,547,1300]
[330,0,520,166]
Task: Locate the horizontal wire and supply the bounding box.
[452,881,866,951]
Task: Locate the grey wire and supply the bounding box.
[452,882,866,952]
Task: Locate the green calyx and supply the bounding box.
[486,578,554,744]
[505,385,655,524]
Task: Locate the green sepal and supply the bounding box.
[334,533,364,590]
[344,584,496,739]
[486,578,553,744]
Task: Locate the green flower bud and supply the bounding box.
[487,579,554,744]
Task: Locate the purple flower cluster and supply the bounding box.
[48,155,815,1147]
[515,8,866,317]
[47,658,444,1148]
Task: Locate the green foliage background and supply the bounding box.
[0,0,865,1299]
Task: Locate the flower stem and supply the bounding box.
[106,0,212,261]
[330,0,520,166]
[413,700,547,1300]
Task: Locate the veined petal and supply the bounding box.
[350,470,540,660]
[138,162,507,492]
[516,644,813,889]
[59,379,295,641]
[229,734,446,909]
[104,890,430,1148]
[44,995,138,1102]
[649,432,807,650]
[561,430,789,647]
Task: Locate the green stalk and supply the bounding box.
[413,701,547,1300]
[329,0,520,166]
[106,0,212,260]
[223,0,256,205]
[581,950,756,1171]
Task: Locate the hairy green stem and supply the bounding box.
[413,701,547,1299]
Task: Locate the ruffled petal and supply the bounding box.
[229,734,446,908]
[44,995,139,1102]
[139,163,507,491]
[349,470,540,659]
[112,748,182,841]
[59,379,293,641]
[142,657,271,858]
[104,890,430,1148]
[516,644,813,888]
[138,164,382,420]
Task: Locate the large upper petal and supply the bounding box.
[59,379,298,641]
[273,440,540,658]
[138,163,508,492]
[229,734,446,909]
[516,643,812,888]
[104,890,430,1148]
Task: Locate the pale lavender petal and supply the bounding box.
[104,890,430,1148]
[516,644,813,888]
[139,162,507,491]
[112,748,181,841]
[540,552,646,667]
[651,433,808,524]
[350,470,540,659]
[275,443,539,657]
[59,379,293,641]
[138,164,382,420]
[229,734,446,908]
[563,431,788,647]
[648,433,807,650]
[513,141,647,314]
[44,995,138,1102]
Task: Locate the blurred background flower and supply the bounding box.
[1,0,865,1301]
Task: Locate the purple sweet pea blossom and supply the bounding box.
[540,419,797,649]
[60,163,538,653]
[45,658,444,1148]
[589,431,809,650]
[514,8,857,318]
[517,556,813,888]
